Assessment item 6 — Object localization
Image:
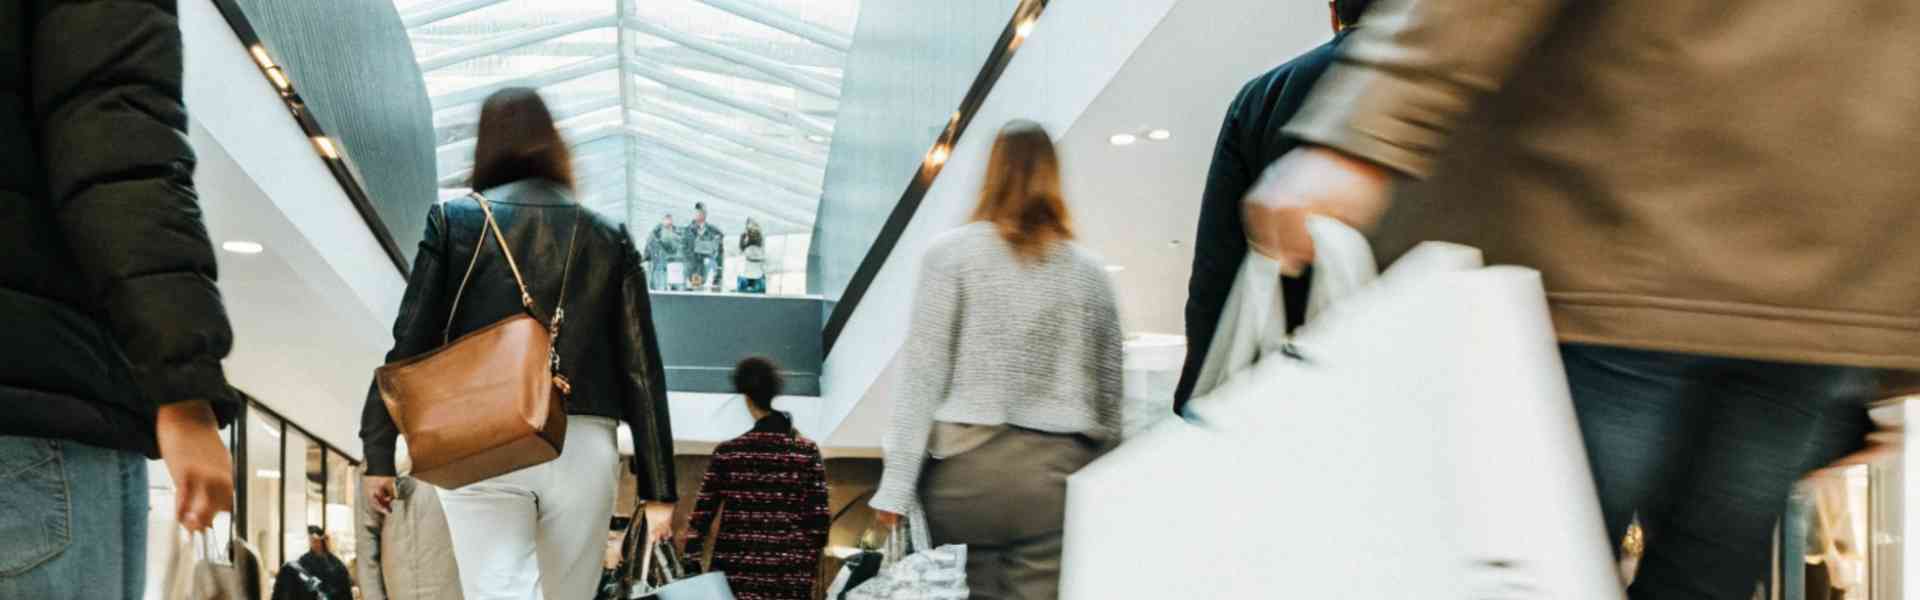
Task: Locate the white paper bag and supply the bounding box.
[667,263,687,287]
[1060,217,1621,599]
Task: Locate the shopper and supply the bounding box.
[644,213,686,291]
[271,527,354,600]
[685,357,830,600]
[686,202,727,292]
[355,458,462,600]
[1173,0,1372,414]
[870,120,1124,600]
[0,3,239,599]
[360,87,679,600]
[1242,0,1920,596]
[738,218,769,294]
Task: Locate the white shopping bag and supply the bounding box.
[667,263,687,287]
[1060,217,1621,599]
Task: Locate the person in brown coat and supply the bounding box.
[1241,0,1919,596]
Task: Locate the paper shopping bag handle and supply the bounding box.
[1301,215,1380,323]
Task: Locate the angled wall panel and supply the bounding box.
[229,0,439,262]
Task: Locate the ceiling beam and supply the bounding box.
[632,146,816,227]
[626,127,819,198]
[623,58,831,137]
[622,17,838,100]
[629,100,826,169]
[419,14,617,71]
[401,0,513,29]
[688,0,851,53]
[430,54,618,109]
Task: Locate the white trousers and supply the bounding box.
[438,415,619,600]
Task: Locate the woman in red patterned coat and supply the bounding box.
[686,357,832,600]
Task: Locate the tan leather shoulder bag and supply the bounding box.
[375,192,581,489]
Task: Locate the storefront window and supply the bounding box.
[281,429,310,563]
[326,450,359,576]
[247,410,285,576]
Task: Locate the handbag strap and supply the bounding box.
[441,192,584,352]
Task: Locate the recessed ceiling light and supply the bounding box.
[255,469,281,480]
[1147,129,1171,141]
[222,240,265,254]
[1105,265,1126,273]
[1109,133,1137,146]
[1169,239,1183,247]
[806,134,829,144]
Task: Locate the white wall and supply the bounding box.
[182,0,407,457]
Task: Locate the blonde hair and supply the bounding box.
[972,120,1073,262]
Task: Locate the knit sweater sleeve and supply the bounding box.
[1092,275,1126,442]
[871,252,962,515]
[802,442,832,550]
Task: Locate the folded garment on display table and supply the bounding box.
[1060,217,1622,599]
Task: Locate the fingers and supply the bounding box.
[1244,203,1316,276]
[371,481,396,515]
[175,468,232,532]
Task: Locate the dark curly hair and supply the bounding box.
[732,356,784,412]
[1334,0,1374,26]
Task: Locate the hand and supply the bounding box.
[1811,423,1903,478]
[155,401,235,532]
[1243,146,1394,275]
[366,475,398,516]
[873,509,901,530]
[643,501,676,543]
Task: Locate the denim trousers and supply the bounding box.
[0,436,149,600]
[1562,344,1879,599]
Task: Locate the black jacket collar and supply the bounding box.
[476,179,575,206]
[750,411,794,434]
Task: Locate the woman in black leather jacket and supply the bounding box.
[358,88,678,600]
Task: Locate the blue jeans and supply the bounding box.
[1563,344,1878,599]
[0,437,149,600]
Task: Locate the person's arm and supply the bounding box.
[870,252,962,516]
[1092,275,1126,443]
[617,225,679,502]
[34,0,239,419]
[1282,0,1573,177]
[683,446,728,562]
[1174,87,1258,412]
[361,203,451,477]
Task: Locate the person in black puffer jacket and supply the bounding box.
[1,2,239,598]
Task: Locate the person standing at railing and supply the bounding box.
[644,213,686,291]
[2,2,238,598]
[739,218,769,294]
[685,202,727,293]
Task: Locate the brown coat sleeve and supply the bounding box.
[1282,0,1573,176]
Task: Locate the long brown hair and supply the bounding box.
[469,87,574,191]
[973,120,1071,262]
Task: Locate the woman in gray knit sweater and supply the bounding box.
[869,120,1124,600]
